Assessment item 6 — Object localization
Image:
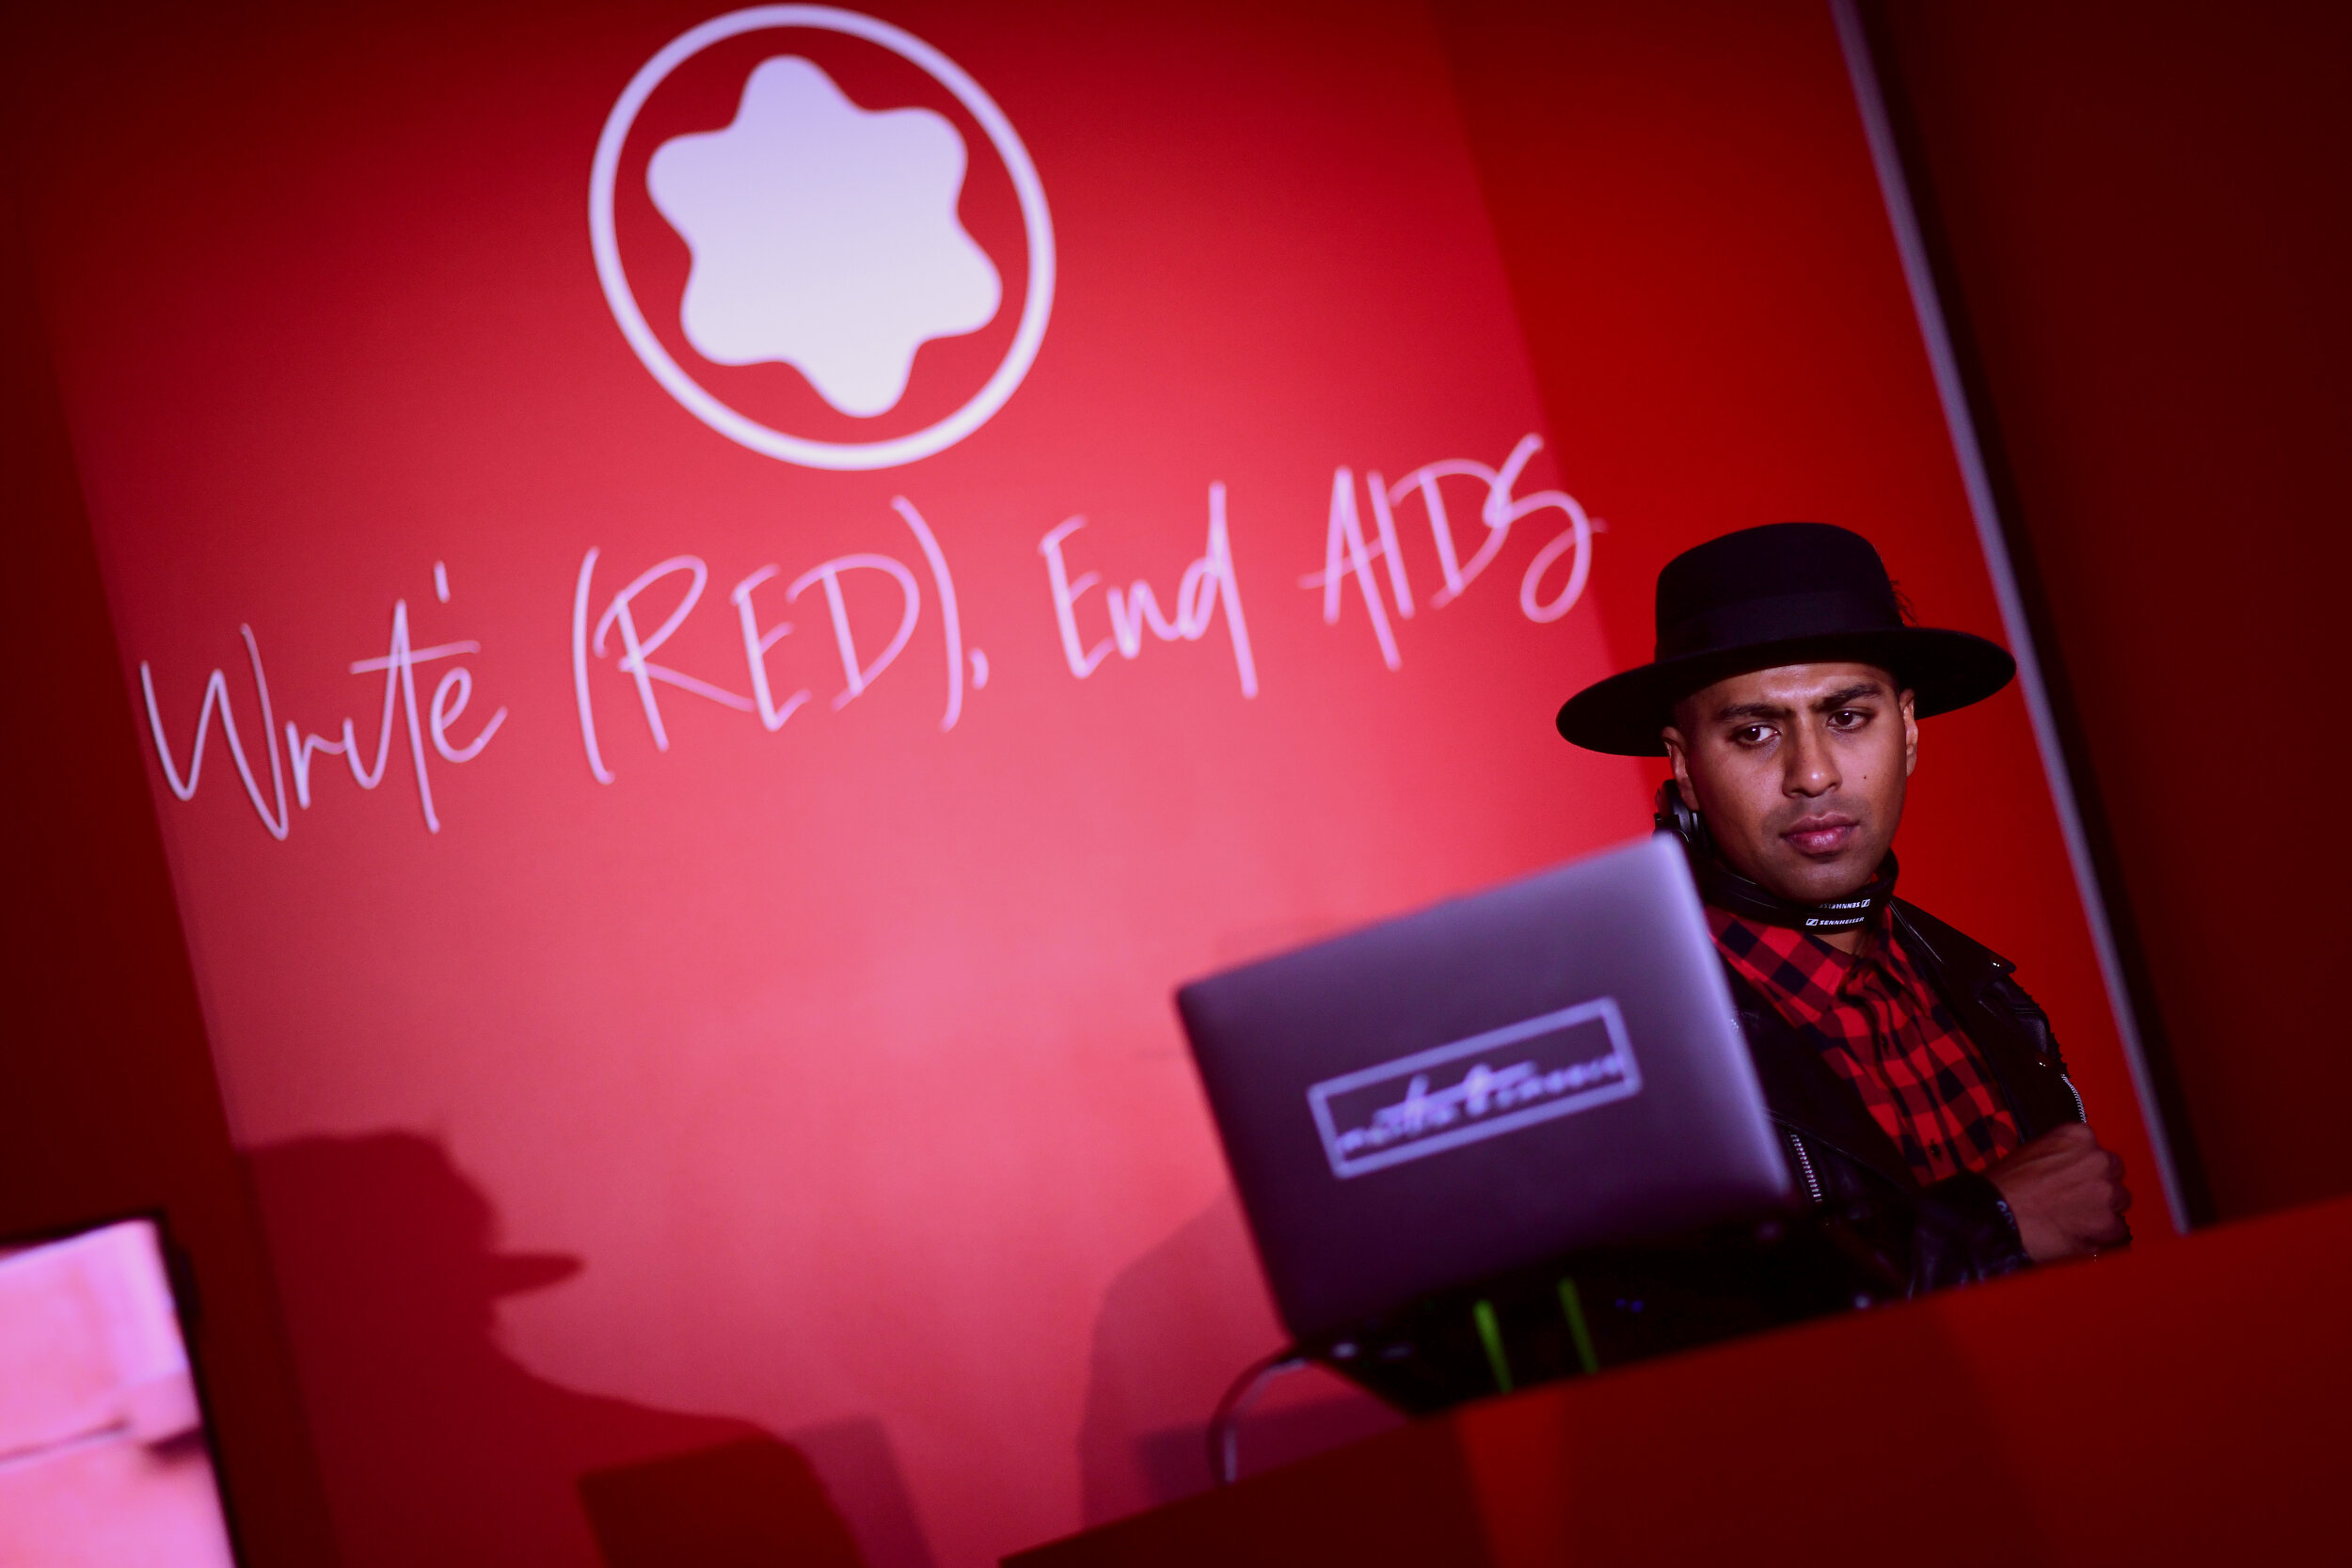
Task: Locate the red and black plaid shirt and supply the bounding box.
[1709,907,2021,1185]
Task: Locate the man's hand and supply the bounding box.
[1987,1125,2132,1263]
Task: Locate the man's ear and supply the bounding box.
[1661,724,1694,799]
[1899,689,1919,778]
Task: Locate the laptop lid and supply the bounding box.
[1177,832,1790,1341]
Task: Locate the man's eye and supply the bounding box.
[1732,725,1772,746]
[1828,709,1867,730]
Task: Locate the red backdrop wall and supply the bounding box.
[5,3,2170,1563]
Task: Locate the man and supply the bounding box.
[1556,522,2131,1295]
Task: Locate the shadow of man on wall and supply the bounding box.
[246,1132,867,1568]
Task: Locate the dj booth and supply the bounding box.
[1010,1190,2352,1566]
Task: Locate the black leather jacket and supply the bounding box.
[1739,897,2090,1297]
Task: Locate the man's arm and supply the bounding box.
[1812,1124,2132,1295]
[1848,1166,2030,1294]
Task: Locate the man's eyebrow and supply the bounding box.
[1812,682,1888,709]
[1708,700,1792,723]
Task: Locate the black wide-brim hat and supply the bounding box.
[1557,522,2015,756]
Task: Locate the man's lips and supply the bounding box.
[1782,815,1860,856]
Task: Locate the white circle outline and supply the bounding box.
[589,6,1055,470]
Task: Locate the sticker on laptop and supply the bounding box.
[1307,998,1641,1179]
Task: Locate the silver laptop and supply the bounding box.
[1177,832,1791,1342]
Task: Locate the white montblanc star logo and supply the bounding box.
[648,55,1003,418]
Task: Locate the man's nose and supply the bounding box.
[1784,718,1840,797]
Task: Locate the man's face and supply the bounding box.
[1661,661,1917,905]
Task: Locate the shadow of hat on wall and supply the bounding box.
[246,1131,894,1568]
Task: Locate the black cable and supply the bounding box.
[1204,1346,1308,1487]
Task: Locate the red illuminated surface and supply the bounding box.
[8,2,2162,1562]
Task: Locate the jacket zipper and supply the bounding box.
[2061,1072,2087,1123]
[1785,1130,1825,1205]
